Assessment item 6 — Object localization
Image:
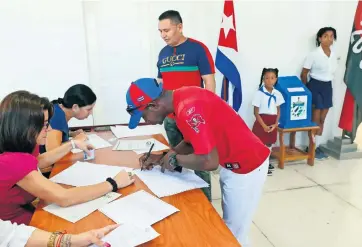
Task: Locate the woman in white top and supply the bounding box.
[301,27,338,159]
[0,219,117,247]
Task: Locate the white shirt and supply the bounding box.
[252,86,285,115]
[303,46,338,82]
[0,220,35,247]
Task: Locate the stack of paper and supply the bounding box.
[134,166,209,197]
[43,192,121,223]
[90,223,160,247]
[110,125,163,139]
[50,161,133,186]
[113,138,169,154]
[99,190,179,227]
[71,134,112,153]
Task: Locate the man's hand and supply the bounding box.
[139,153,163,170]
[160,150,177,173]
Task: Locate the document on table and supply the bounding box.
[71,134,112,153]
[50,161,133,187]
[134,166,209,197]
[113,138,169,153]
[43,192,121,223]
[110,125,163,139]
[99,190,179,227]
[90,223,160,247]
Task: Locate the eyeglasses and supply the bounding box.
[43,122,50,130]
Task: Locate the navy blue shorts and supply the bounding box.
[307,78,333,109]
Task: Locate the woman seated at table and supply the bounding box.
[1,219,117,247]
[0,91,135,225]
[44,84,97,152]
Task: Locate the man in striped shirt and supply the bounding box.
[157,10,216,201]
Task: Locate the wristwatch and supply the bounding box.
[168,153,182,172]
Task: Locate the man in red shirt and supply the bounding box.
[125,78,270,246]
[157,10,216,201]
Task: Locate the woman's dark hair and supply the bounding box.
[259,68,279,88]
[52,84,97,109]
[316,27,337,47]
[0,91,53,154]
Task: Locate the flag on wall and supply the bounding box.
[339,0,362,132]
[215,0,242,112]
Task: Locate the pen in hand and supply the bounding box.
[141,142,155,171]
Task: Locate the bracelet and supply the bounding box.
[56,233,66,247]
[106,177,118,192]
[47,232,61,247]
[70,140,76,149]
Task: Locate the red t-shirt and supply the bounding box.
[173,87,270,174]
[0,152,38,224]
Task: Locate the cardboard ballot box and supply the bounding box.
[275,76,316,128]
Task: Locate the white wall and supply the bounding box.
[84,0,357,146]
[1,0,358,145]
[0,0,93,127]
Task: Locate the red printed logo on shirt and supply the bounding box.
[186,114,205,133]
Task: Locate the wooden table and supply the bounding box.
[30,131,240,247]
[271,126,320,169]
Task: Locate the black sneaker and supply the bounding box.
[269,164,275,170]
[267,169,273,176]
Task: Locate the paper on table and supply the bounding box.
[113,139,154,151]
[113,138,169,153]
[110,125,163,139]
[43,192,121,223]
[134,166,209,198]
[99,190,179,227]
[71,134,112,153]
[90,223,160,247]
[50,161,133,187]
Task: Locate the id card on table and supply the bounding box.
[84,149,95,161]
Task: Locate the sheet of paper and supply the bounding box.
[99,190,179,227]
[287,87,305,92]
[113,138,169,153]
[50,161,133,186]
[90,223,160,247]
[72,134,112,154]
[110,125,163,139]
[43,192,121,223]
[113,139,154,151]
[134,166,209,197]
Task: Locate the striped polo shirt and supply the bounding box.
[157,38,215,91]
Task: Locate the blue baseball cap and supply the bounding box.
[126,78,163,129]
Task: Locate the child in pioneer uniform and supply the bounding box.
[252,68,285,175]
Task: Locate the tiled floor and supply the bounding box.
[211,158,362,247]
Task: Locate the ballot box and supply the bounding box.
[275,76,316,128]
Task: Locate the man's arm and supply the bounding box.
[175,147,219,171]
[173,140,194,155]
[202,74,216,93]
[198,43,216,93]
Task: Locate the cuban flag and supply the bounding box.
[215,0,242,112]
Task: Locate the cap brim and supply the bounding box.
[128,111,143,129]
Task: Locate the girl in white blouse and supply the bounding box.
[301,27,338,159]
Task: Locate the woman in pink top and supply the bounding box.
[0,91,135,225]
